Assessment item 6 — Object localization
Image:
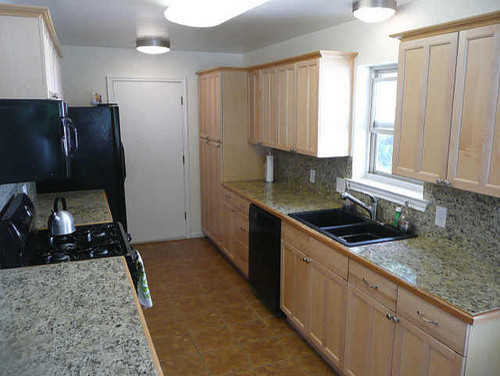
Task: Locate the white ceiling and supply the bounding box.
[4,0,412,53]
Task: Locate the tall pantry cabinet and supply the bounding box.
[0,4,63,100]
[198,69,263,248]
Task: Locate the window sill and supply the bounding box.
[345,176,428,212]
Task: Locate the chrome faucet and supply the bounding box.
[341,191,378,220]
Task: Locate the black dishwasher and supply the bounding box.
[249,204,282,313]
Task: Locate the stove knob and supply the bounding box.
[126,233,132,243]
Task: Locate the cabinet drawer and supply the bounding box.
[308,237,348,280]
[282,222,309,251]
[348,260,397,310]
[233,210,248,246]
[221,188,249,215]
[233,240,249,277]
[398,289,469,355]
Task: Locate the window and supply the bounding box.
[368,66,398,177]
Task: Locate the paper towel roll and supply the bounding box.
[265,153,274,183]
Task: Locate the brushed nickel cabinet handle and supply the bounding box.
[362,277,379,289]
[302,257,311,263]
[417,311,439,326]
[386,313,400,323]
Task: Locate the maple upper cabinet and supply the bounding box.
[248,51,357,157]
[0,4,63,100]
[447,24,500,197]
[392,14,500,197]
[248,70,262,144]
[198,72,222,141]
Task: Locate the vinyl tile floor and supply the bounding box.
[136,238,339,376]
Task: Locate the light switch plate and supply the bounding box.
[309,169,316,183]
[336,178,346,193]
[435,206,447,228]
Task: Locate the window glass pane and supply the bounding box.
[373,79,397,128]
[374,133,394,174]
[375,71,398,79]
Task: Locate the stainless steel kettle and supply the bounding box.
[48,197,75,236]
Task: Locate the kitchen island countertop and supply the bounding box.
[34,189,113,230]
[223,180,499,320]
[0,257,162,375]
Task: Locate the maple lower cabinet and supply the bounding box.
[0,4,63,99]
[308,258,347,370]
[248,51,357,157]
[392,17,500,198]
[344,285,396,376]
[280,241,310,332]
[392,317,465,376]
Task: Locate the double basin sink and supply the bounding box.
[289,208,413,247]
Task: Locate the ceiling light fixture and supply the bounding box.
[136,37,171,54]
[353,0,397,23]
[164,0,270,28]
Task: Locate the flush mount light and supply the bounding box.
[136,37,171,54]
[353,0,397,23]
[164,0,269,28]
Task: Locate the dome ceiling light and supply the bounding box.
[164,0,270,28]
[136,37,171,54]
[353,0,397,23]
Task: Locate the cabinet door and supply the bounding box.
[199,76,209,138]
[248,71,262,144]
[280,242,310,332]
[202,141,222,244]
[296,59,319,155]
[392,317,465,376]
[308,259,347,370]
[199,139,208,233]
[447,24,500,198]
[392,33,458,183]
[278,64,297,150]
[344,285,396,376]
[221,201,235,260]
[260,68,278,147]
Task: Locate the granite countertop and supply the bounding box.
[0,257,159,375]
[223,180,500,317]
[34,190,113,230]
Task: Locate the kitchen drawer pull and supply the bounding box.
[362,277,379,289]
[225,195,231,200]
[417,311,439,326]
[240,226,246,232]
[302,257,311,263]
[386,313,400,323]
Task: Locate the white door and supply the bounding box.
[108,78,187,243]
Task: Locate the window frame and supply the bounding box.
[367,65,398,178]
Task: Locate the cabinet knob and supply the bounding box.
[290,147,296,153]
[436,178,443,185]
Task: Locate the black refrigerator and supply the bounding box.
[0,99,76,184]
[37,104,128,230]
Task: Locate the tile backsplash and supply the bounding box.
[0,182,36,211]
[273,150,499,253]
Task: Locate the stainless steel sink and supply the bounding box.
[289,209,413,246]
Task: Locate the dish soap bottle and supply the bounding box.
[393,207,402,227]
[398,201,411,233]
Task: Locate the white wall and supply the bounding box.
[243,0,499,178]
[60,46,243,236]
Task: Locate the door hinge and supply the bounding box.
[181,96,184,105]
[184,212,187,220]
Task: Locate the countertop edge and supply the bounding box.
[120,257,164,376]
[222,182,481,325]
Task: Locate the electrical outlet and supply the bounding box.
[336,178,346,193]
[309,169,316,183]
[435,206,447,228]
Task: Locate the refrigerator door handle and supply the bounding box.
[67,117,79,155]
[120,142,126,180]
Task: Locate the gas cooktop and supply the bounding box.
[33,222,132,265]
